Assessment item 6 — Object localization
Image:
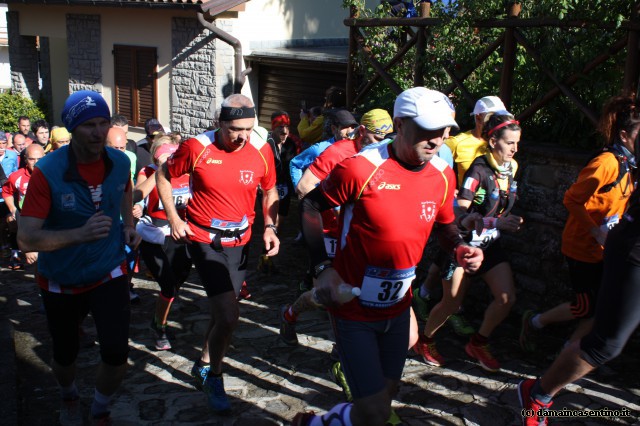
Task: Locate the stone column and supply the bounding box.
[7,11,40,99]
[171,17,217,137]
[66,14,102,93]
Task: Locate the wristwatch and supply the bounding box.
[265,224,278,234]
[313,260,333,278]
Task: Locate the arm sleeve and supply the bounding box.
[1,176,15,199]
[20,168,51,219]
[166,138,199,178]
[290,144,320,187]
[435,222,464,254]
[458,165,483,202]
[260,144,277,191]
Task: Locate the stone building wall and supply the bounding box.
[500,143,592,311]
[170,17,218,138]
[66,14,101,93]
[7,11,39,99]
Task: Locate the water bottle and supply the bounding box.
[490,187,500,201]
[312,283,361,306]
[510,180,518,194]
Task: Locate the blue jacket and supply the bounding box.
[36,146,130,287]
[289,137,335,187]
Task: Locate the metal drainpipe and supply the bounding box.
[197,11,251,94]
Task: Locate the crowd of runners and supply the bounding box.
[1,86,639,426]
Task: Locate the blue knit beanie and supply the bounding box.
[61,90,110,132]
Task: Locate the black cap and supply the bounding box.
[331,109,358,128]
[144,118,165,137]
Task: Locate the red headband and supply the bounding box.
[488,119,519,137]
[271,115,290,130]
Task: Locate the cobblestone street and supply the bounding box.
[1,205,639,425]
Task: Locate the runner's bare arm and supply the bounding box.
[18,213,112,252]
[156,162,193,243]
[262,185,280,256]
[296,168,321,199]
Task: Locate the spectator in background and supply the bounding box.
[0,132,19,260]
[33,119,51,152]
[267,110,301,230]
[135,118,164,173]
[111,114,150,175]
[50,127,71,152]
[290,109,358,193]
[15,116,36,141]
[9,133,26,155]
[110,114,136,152]
[298,86,347,145]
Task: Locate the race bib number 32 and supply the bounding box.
[360,266,416,308]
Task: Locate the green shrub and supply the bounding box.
[0,91,46,133]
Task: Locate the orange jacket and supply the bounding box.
[562,151,634,262]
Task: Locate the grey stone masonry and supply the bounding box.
[7,11,40,99]
[39,37,53,121]
[505,143,591,308]
[66,14,102,93]
[171,17,217,138]
[213,18,236,100]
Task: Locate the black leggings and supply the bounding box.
[40,276,130,366]
[139,238,191,299]
[580,236,640,366]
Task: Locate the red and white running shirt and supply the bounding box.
[320,142,456,321]
[166,130,276,245]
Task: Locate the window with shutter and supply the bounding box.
[114,45,158,127]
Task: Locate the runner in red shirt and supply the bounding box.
[292,88,484,426]
[134,135,192,351]
[2,143,44,269]
[156,93,279,415]
[280,108,394,347]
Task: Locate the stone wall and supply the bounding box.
[502,143,592,310]
[171,17,218,137]
[7,11,39,99]
[39,37,53,122]
[66,14,101,93]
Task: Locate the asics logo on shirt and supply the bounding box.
[377,181,401,190]
[206,158,222,164]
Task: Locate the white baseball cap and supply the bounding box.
[471,96,507,116]
[394,87,459,131]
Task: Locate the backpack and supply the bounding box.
[592,148,631,194]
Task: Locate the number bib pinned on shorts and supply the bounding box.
[276,183,288,200]
[359,266,416,308]
[324,236,337,259]
[158,186,191,211]
[469,227,500,249]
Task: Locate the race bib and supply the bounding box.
[469,227,500,249]
[158,186,191,211]
[601,214,619,232]
[359,266,416,308]
[324,236,337,259]
[276,183,289,200]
